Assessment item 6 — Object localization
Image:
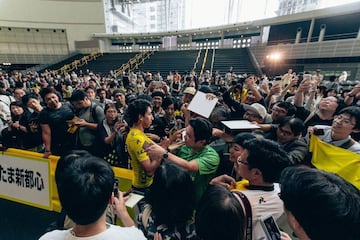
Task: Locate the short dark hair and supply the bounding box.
[145,162,195,228]
[189,117,213,144]
[209,105,231,129]
[274,101,296,116]
[127,99,152,127]
[162,97,174,110]
[338,106,360,130]
[21,93,39,106]
[280,166,360,240]
[137,94,153,102]
[279,117,305,136]
[242,138,291,183]
[39,87,59,101]
[196,185,245,240]
[96,88,106,94]
[232,132,256,145]
[55,150,114,225]
[70,90,87,102]
[103,102,117,114]
[10,101,24,109]
[85,86,95,92]
[334,96,346,115]
[151,91,164,98]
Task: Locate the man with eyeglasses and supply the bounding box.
[309,106,360,154]
[243,103,272,124]
[210,138,292,240]
[294,79,344,127]
[258,117,308,165]
[270,101,296,124]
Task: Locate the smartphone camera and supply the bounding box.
[313,128,325,136]
[113,179,119,198]
[260,215,281,240]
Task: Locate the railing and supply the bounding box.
[251,38,360,67]
[26,52,82,72]
[247,48,262,76]
[200,47,209,75]
[114,51,153,77]
[192,49,202,72]
[51,51,103,75]
[210,48,216,74]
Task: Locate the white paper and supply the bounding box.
[221,120,260,130]
[187,91,218,118]
[125,193,144,208]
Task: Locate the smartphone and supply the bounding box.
[260,215,281,240]
[313,128,325,136]
[303,74,312,82]
[113,179,119,198]
[117,114,124,124]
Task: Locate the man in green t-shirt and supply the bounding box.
[146,117,220,201]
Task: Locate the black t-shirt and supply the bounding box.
[295,106,333,127]
[39,103,75,152]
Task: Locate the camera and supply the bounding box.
[113,179,119,198]
[313,128,325,135]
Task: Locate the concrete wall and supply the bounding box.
[0,0,105,52]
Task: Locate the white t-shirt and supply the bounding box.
[241,184,284,240]
[39,224,146,240]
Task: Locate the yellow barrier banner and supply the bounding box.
[1,150,52,210]
[1,148,134,212]
[309,135,360,189]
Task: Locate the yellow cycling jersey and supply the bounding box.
[126,128,153,188]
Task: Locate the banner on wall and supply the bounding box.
[0,152,51,210]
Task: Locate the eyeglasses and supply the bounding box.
[237,156,248,166]
[334,115,355,126]
[271,107,287,115]
[278,127,293,136]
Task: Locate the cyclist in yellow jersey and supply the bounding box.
[126,99,162,192]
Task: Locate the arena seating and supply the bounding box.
[139,50,198,76]
[41,53,85,72]
[75,52,138,76]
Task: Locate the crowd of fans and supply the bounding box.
[1,67,359,240]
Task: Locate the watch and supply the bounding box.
[163,150,169,160]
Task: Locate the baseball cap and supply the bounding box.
[183,87,196,95]
[112,89,125,98]
[244,103,267,119]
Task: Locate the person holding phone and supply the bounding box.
[39,150,146,240]
[306,106,360,154]
[97,103,128,168]
[294,76,344,128]
[210,138,292,239]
